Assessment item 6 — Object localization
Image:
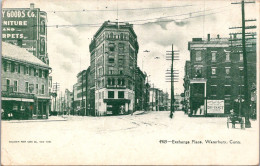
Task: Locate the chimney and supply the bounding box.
[30,3,35,9]
[207,34,210,41]
[217,34,220,39]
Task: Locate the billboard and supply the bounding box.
[207,100,224,114]
[2,9,38,40]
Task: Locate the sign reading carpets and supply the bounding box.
[207,100,224,114]
[2,9,38,40]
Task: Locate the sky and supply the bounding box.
[2,0,258,95]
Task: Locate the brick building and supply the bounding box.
[135,67,147,111]
[184,34,256,116]
[1,42,51,119]
[2,3,49,64]
[88,21,139,115]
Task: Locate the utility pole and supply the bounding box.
[230,0,256,128]
[166,44,179,118]
[52,82,60,113]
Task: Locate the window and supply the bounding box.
[118,79,121,85]
[118,43,124,53]
[120,33,123,40]
[25,82,29,93]
[110,33,113,38]
[39,69,42,78]
[109,43,115,51]
[6,79,10,92]
[108,57,114,63]
[225,86,231,96]
[226,52,230,61]
[41,21,45,33]
[108,78,111,85]
[24,66,29,75]
[102,91,104,99]
[99,92,101,99]
[122,79,125,85]
[14,64,18,73]
[41,84,45,94]
[240,53,243,61]
[211,52,216,62]
[119,68,123,75]
[118,91,124,98]
[211,68,216,75]
[108,67,114,75]
[36,84,38,94]
[195,68,202,78]
[14,80,18,92]
[11,62,15,72]
[225,68,230,75]
[195,51,202,61]
[108,91,114,98]
[210,85,217,96]
[112,78,115,85]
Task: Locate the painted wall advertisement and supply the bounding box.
[207,100,224,114]
[2,9,38,40]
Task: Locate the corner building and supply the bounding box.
[89,21,139,115]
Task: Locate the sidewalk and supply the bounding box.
[2,116,68,123]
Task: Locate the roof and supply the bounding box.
[2,42,50,69]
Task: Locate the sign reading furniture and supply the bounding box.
[2,9,37,40]
[207,100,224,114]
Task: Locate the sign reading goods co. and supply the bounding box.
[2,9,37,40]
[207,100,224,114]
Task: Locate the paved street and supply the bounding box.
[2,111,259,165]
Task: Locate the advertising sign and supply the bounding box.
[207,100,224,114]
[2,9,38,40]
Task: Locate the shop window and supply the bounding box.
[108,91,114,98]
[118,91,124,98]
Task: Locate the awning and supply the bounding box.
[2,97,34,102]
[103,99,131,104]
[35,96,51,100]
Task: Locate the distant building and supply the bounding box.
[1,42,51,119]
[135,67,147,111]
[65,89,73,115]
[89,21,140,115]
[72,67,91,115]
[174,94,183,111]
[184,34,256,116]
[149,87,168,111]
[2,3,49,64]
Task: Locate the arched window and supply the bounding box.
[120,33,123,40]
[41,21,45,33]
[110,33,113,38]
